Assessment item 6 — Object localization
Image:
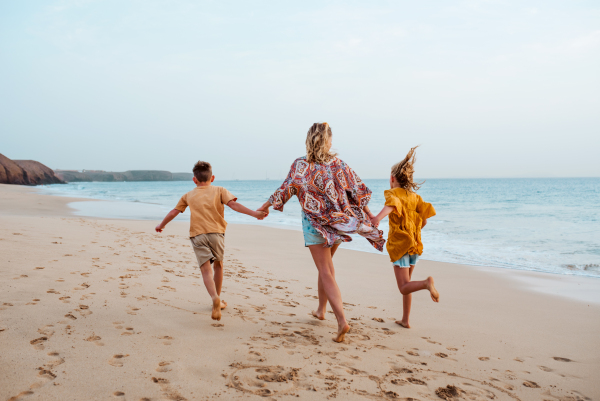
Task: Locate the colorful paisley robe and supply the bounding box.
[269,157,385,251]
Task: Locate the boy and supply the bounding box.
[155,161,265,320]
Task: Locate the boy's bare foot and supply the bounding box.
[220,300,227,310]
[333,324,350,343]
[426,277,440,302]
[211,297,222,321]
[396,320,410,328]
[311,310,325,320]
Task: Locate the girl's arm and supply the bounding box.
[370,205,394,227]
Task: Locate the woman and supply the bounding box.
[257,122,384,342]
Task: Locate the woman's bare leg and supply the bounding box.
[313,243,340,320]
[308,244,349,342]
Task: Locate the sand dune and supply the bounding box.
[0,184,598,400]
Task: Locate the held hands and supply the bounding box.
[254,211,268,220]
[368,213,379,227]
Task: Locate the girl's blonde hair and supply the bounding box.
[306,122,337,164]
[391,146,423,192]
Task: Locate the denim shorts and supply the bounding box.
[393,253,420,268]
[302,212,342,247]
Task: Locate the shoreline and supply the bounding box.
[1,183,599,399]
[37,183,600,282]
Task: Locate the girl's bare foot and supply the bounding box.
[311,310,325,320]
[211,297,222,321]
[220,300,228,310]
[395,320,410,328]
[333,324,350,343]
[426,277,439,302]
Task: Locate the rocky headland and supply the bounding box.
[54,170,193,182]
[0,154,64,185]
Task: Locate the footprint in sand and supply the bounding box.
[7,391,35,401]
[78,305,92,317]
[406,350,419,356]
[112,391,125,397]
[522,380,540,388]
[372,318,384,323]
[64,313,77,320]
[436,352,448,358]
[479,357,490,361]
[160,335,173,345]
[156,362,172,372]
[552,357,572,362]
[30,336,48,350]
[538,366,553,372]
[85,333,104,346]
[435,385,465,400]
[406,377,427,385]
[109,354,128,367]
[59,296,71,303]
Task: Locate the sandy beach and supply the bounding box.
[1,184,599,401]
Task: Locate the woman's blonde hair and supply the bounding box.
[306,122,337,164]
[391,146,423,192]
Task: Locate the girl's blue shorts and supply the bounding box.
[393,253,420,268]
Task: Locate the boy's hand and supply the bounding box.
[155,224,164,232]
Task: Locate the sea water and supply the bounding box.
[40,178,600,278]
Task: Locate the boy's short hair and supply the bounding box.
[193,161,212,182]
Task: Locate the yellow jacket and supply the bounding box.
[384,188,436,262]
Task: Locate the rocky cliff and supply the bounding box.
[0,154,64,185]
[54,170,193,182]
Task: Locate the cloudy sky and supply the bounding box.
[1,1,599,179]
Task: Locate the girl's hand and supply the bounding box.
[370,216,380,227]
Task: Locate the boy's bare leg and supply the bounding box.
[308,244,349,342]
[312,243,340,320]
[213,260,227,309]
[199,260,221,320]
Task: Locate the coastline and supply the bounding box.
[1,183,599,400]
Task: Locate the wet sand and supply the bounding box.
[1,183,599,400]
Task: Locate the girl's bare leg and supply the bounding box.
[394,265,439,328]
[396,266,414,328]
[308,244,349,342]
[313,243,340,320]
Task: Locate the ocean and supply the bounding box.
[39,177,600,278]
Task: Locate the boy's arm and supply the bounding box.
[370,205,394,227]
[155,209,181,232]
[227,200,266,220]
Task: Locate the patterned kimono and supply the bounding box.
[269,157,385,251]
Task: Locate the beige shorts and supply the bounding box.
[190,233,225,267]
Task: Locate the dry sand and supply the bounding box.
[1,183,599,400]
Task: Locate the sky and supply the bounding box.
[1,0,599,179]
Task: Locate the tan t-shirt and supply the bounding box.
[174,186,237,237]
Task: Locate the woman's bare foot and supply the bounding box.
[211,297,222,321]
[311,310,325,320]
[396,320,411,328]
[333,324,350,343]
[220,300,228,310]
[426,277,439,302]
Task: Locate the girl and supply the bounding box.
[370,146,439,328]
